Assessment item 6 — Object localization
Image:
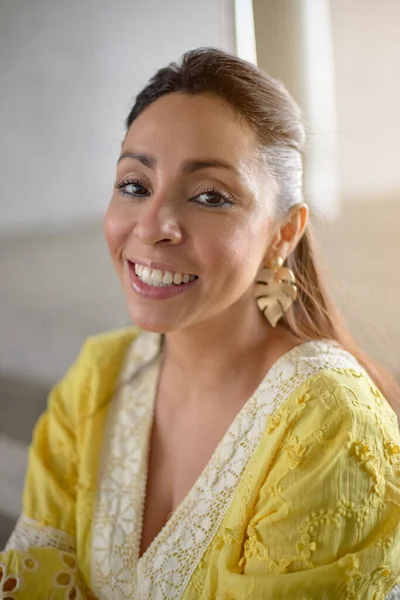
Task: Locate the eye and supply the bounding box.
[192,188,234,208]
[114,179,150,198]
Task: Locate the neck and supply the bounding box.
[163,297,275,390]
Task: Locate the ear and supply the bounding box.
[267,204,308,263]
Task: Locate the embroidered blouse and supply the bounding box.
[1,327,399,599]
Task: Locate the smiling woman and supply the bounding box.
[1,48,400,600]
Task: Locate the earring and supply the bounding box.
[254,256,297,327]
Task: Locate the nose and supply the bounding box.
[133,198,183,247]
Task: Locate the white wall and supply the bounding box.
[330,0,400,202]
[0,0,235,234]
[253,0,340,219]
[253,0,400,209]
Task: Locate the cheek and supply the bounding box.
[235,214,270,260]
[202,217,270,283]
[103,200,132,258]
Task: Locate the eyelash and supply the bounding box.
[114,179,234,208]
[114,179,148,198]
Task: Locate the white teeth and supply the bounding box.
[162,271,173,285]
[134,263,197,287]
[151,269,163,285]
[142,267,151,282]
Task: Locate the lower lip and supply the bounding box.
[127,262,198,300]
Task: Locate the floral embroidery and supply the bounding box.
[338,556,394,599]
[266,408,286,433]
[296,533,317,558]
[377,535,394,554]
[283,435,307,469]
[292,507,345,569]
[346,439,386,506]
[268,556,292,575]
[296,391,312,406]
[264,546,294,575]
[338,553,362,599]
[370,385,386,405]
[318,388,338,409]
[384,440,400,465]
[90,333,377,600]
[239,524,267,568]
[213,528,241,552]
[338,553,360,571]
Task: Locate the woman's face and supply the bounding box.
[104,92,277,334]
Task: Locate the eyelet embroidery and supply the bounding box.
[0,563,20,599]
[53,553,82,600]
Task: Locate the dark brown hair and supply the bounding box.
[126,47,399,411]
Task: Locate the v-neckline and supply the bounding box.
[91,331,357,600]
[135,335,333,565]
[136,345,272,564]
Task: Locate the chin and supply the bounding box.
[126,305,181,335]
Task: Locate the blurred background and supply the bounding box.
[0,0,399,545]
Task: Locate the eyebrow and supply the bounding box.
[117,151,238,175]
[117,152,156,168]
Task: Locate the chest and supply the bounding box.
[139,395,244,558]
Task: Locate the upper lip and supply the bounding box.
[128,258,197,276]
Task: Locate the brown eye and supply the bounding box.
[114,180,149,197]
[193,190,233,208]
[123,183,148,196]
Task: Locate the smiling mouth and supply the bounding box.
[130,261,198,287]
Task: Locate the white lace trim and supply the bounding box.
[91,332,367,600]
[91,331,161,600]
[5,513,76,554]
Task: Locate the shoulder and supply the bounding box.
[60,326,141,398]
[77,325,142,370]
[69,325,162,380]
[301,359,398,433]
[267,340,399,446]
[261,344,400,520]
[50,327,162,422]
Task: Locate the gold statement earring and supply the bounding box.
[254,256,297,327]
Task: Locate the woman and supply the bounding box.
[1,48,399,600]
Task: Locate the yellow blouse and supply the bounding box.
[1,327,400,599]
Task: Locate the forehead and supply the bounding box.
[123,92,260,165]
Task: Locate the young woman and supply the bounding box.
[1,48,399,600]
